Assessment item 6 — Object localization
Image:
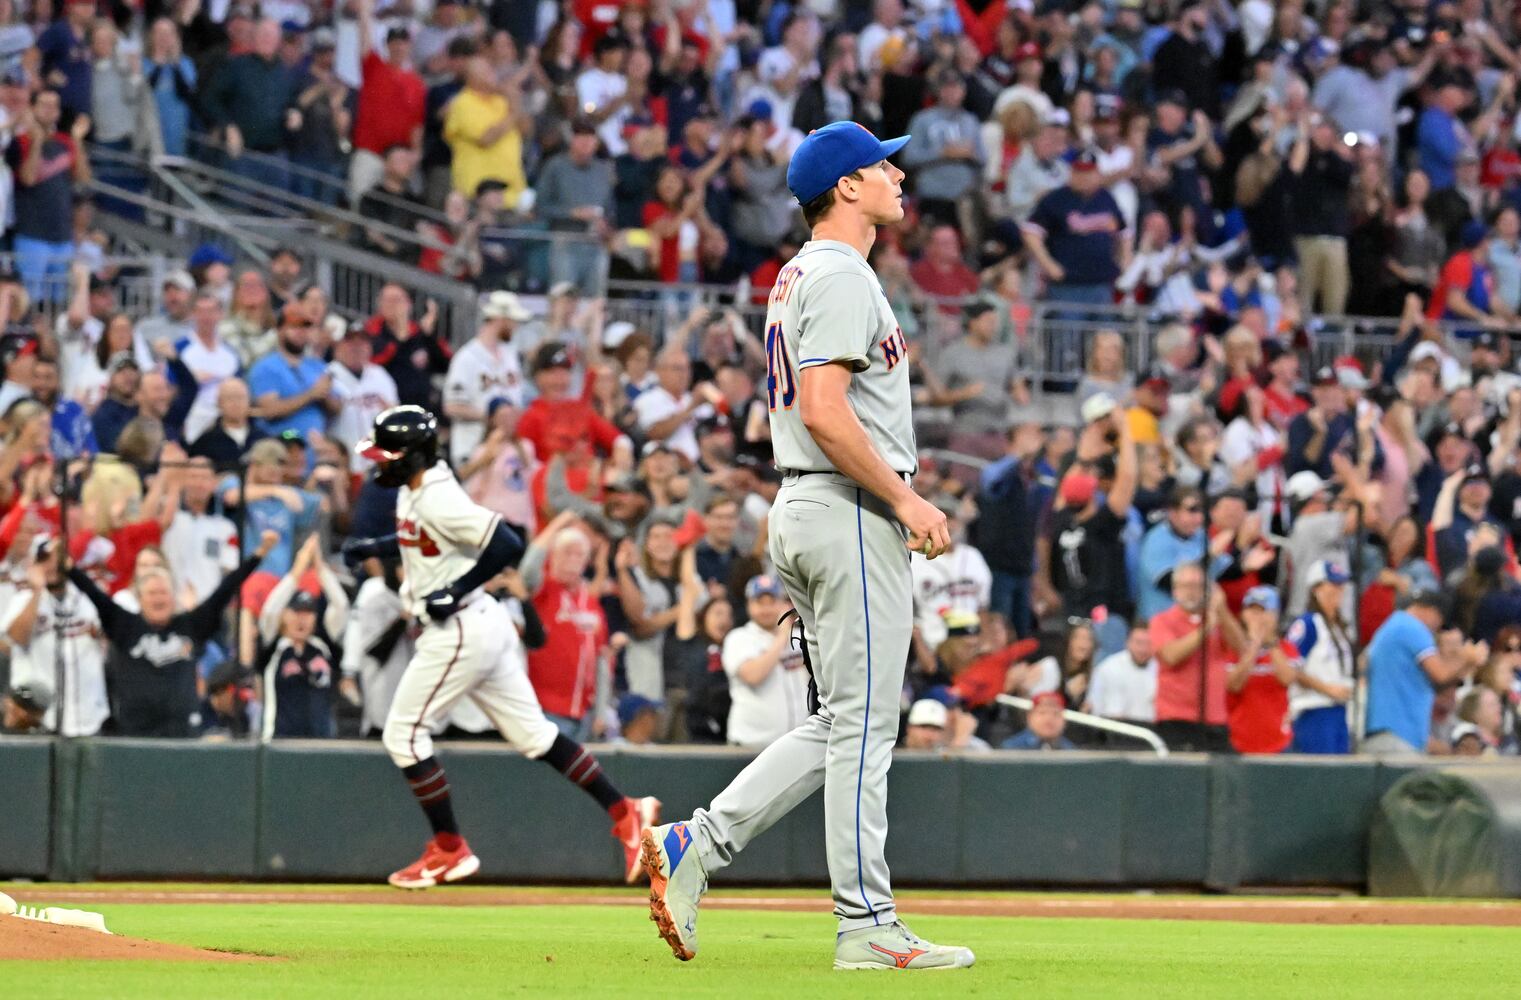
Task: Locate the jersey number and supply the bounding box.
[397,518,441,557]
[765,321,797,412]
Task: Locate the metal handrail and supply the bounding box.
[996,694,1169,757]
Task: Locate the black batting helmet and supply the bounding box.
[358,405,438,487]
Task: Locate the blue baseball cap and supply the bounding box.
[1243,586,1281,612]
[617,693,662,727]
[1304,560,1351,589]
[744,574,786,600]
[786,122,911,205]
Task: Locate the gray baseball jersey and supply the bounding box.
[683,238,919,934]
[765,240,917,474]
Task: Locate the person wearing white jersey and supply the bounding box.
[1,538,106,736]
[722,574,810,749]
[443,291,528,467]
[909,496,991,649]
[328,324,398,473]
[176,292,242,444]
[343,405,660,890]
[1086,623,1159,723]
[640,122,973,971]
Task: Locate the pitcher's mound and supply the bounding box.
[0,915,266,961]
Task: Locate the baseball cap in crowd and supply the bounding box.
[1045,107,1071,127]
[279,302,313,328]
[1060,470,1099,508]
[1303,559,1350,590]
[1333,355,1368,390]
[744,574,786,601]
[532,342,573,373]
[1242,585,1281,612]
[570,117,598,136]
[1285,470,1331,503]
[1094,98,1122,121]
[286,591,320,613]
[310,26,336,51]
[943,609,981,637]
[1014,41,1042,62]
[549,280,578,299]
[1461,219,1489,248]
[1029,691,1066,710]
[617,693,663,728]
[696,413,732,437]
[641,439,678,459]
[1311,366,1339,387]
[1408,341,1448,367]
[1405,588,1452,618]
[1450,722,1484,749]
[480,290,531,322]
[1080,392,1118,423]
[163,268,196,293]
[1071,149,1099,173]
[340,321,368,341]
[1474,330,1503,352]
[6,682,50,714]
[1136,368,1170,393]
[785,121,912,205]
[907,699,949,729]
[188,243,234,270]
[602,320,637,349]
[1157,88,1190,109]
[1475,545,1507,577]
[107,350,140,374]
[1462,462,1490,486]
[206,660,252,694]
[385,24,412,43]
[0,334,35,367]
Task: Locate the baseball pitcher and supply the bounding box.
[640,122,975,971]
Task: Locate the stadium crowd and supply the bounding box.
[2,0,1521,759]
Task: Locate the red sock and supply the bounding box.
[608,798,632,823]
[434,832,464,852]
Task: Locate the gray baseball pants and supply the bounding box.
[687,473,911,932]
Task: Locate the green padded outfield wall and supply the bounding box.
[0,739,1492,888]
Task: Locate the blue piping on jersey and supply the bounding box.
[799,357,829,364]
[853,487,880,926]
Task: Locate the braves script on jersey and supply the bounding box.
[394,462,502,618]
[764,239,917,474]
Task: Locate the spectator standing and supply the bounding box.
[1286,560,1356,753]
[222,439,322,580]
[218,270,278,370]
[248,303,337,444]
[356,145,426,265]
[444,291,529,468]
[202,19,297,190]
[1146,94,1221,241]
[175,291,240,444]
[1285,368,1357,479]
[1288,116,1355,316]
[973,423,1049,637]
[188,378,264,472]
[67,529,276,738]
[1150,0,1217,116]
[135,269,197,360]
[342,562,411,737]
[443,53,528,205]
[901,70,983,230]
[615,520,681,705]
[2,540,107,737]
[1364,591,1488,754]
[365,283,451,412]
[1046,411,1138,627]
[521,516,610,740]
[90,352,141,453]
[327,325,397,475]
[144,17,196,158]
[198,660,254,738]
[348,0,425,204]
[1226,586,1297,755]
[1005,114,1070,225]
[161,456,240,608]
[576,33,631,157]
[255,535,352,739]
[722,573,808,750]
[1136,485,1223,621]
[632,347,719,465]
[535,120,616,289]
[1087,624,1158,724]
[287,31,350,205]
[35,0,93,125]
[1149,560,1247,752]
[929,301,1023,458]
[1022,150,1128,306]
[1418,79,1482,192]
[7,89,90,301]
[31,357,94,460]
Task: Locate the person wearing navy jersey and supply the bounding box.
[1021,149,1128,307]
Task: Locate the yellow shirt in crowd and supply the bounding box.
[443,88,526,204]
[1126,405,1160,446]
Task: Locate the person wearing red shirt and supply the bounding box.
[909,224,980,312]
[1148,560,1248,752]
[1226,586,1298,755]
[522,512,610,737]
[349,0,427,205]
[516,342,634,519]
[1261,346,1308,432]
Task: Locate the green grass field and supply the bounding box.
[9,889,1521,999]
